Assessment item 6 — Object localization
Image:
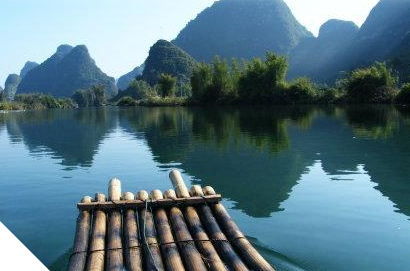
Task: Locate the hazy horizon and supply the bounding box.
[1,0,379,86]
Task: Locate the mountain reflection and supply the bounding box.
[3,108,117,167]
[1,105,410,219]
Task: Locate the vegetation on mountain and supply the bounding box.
[142,40,198,87]
[17,45,117,98]
[72,85,108,107]
[117,64,144,90]
[173,0,312,62]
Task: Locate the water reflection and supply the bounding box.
[2,108,117,168]
[1,106,410,219]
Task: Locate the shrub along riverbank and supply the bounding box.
[0,93,76,111]
[2,52,410,111]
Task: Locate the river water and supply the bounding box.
[0,105,409,271]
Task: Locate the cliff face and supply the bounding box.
[4,74,22,100]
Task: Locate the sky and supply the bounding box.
[0,0,380,86]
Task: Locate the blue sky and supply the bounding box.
[0,0,379,86]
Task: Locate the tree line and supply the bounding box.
[116,52,410,106]
[2,51,410,110]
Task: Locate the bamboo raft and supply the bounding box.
[67,170,276,271]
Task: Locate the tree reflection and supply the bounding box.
[344,105,399,139]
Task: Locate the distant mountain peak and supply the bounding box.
[17,44,117,97]
[56,44,73,55]
[173,0,312,62]
[20,61,39,78]
[318,20,358,39]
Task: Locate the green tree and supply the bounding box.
[285,77,318,104]
[343,62,397,103]
[206,56,232,101]
[72,85,107,107]
[238,52,288,103]
[117,96,137,107]
[191,63,212,102]
[158,74,177,98]
[113,79,153,102]
[396,82,410,104]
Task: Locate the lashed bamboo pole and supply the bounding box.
[122,192,143,271]
[150,190,186,271]
[106,178,124,271]
[67,196,92,271]
[85,193,107,271]
[77,195,221,211]
[203,186,276,271]
[169,171,248,271]
[137,190,165,271]
[164,188,208,271]
[187,185,228,271]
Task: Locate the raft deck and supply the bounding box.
[67,170,276,271]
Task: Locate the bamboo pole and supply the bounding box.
[164,189,208,271]
[203,187,276,271]
[150,190,186,271]
[68,196,92,271]
[186,185,228,271]
[85,193,106,271]
[183,185,229,271]
[122,192,143,271]
[169,170,190,198]
[182,185,249,271]
[137,190,165,271]
[106,178,124,271]
[169,172,248,271]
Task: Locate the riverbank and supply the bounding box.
[0,93,76,111]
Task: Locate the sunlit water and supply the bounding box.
[0,106,409,271]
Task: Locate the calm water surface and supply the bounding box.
[0,106,410,271]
